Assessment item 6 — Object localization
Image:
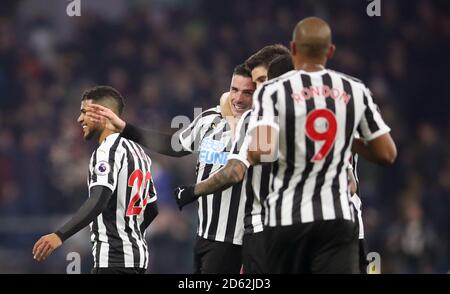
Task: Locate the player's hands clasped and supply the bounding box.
[85,104,126,133]
[32,233,63,262]
[173,185,197,211]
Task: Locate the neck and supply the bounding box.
[294,58,327,72]
[98,129,115,144]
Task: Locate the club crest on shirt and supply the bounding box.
[94,161,111,176]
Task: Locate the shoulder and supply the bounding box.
[96,133,125,156]
[197,106,222,119]
[256,70,299,98]
[327,69,369,91]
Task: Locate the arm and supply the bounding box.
[348,167,357,195]
[195,159,247,196]
[140,201,158,232]
[86,104,189,157]
[354,87,397,166]
[352,134,397,166]
[122,123,190,157]
[174,159,247,210]
[32,186,112,261]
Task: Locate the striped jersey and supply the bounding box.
[179,106,245,245]
[88,133,157,268]
[248,69,391,227]
[228,110,270,235]
[349,152,365,239]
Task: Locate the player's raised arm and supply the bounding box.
[86,104,190,157]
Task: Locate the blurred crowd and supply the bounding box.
[0,0,449,273]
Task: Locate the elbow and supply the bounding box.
[379,146,397,166]
[229,169,245,185]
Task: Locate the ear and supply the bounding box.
[290,41,297,56]
[327,44,336,60]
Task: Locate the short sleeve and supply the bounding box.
[358,87,391,141]
[228,110,252,168]
[89,138,124,192]
[179,108,220,152]
[247,83,280,134]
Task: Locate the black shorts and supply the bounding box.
[242,232,268,274]
[264,220,359,274]
[194,236,242,274]
[91,267,146,274]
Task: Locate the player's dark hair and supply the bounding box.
[267,54,294,80]
[233,63,252,78]
[245,44,290,71]
[82,85,125,115]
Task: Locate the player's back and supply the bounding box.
[254,68,390,227]
[88,133,157,268]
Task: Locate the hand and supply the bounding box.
[85,104,126,133]
[173,185,197,211]
[32,233,63,262]
[220,92,233,119]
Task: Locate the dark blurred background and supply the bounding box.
[0,0,449,273]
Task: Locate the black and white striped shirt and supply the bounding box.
[349,151,365,239]
[88,133,157,268]
[248,69,391,227]
[228,110,270,235]
[179,106,245,245]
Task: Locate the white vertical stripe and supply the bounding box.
[203,194,214,238]
[96,214,109,267]
[234,182,246,241]
[215,186,232,242]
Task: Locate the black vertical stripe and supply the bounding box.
[292,74,316,223]
[331,78,355,219]
[107,136,121,186]
[91,150,98,183]
[275,80,296,224]
[363,94,380,133]
[311,74,337,221]
[200,163,213,235]
[257,86,267,117]
[206,191,222,238]
[224,181,243,243]
[271,160,279,192]
[244,167,255,233]
[122,141,141,266]
[232,111,251,155]
[259,164,271,227]
[271,92,279,116]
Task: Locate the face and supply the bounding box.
[229,74,255,118]
[77,100,102,140]
[251,65,268,88]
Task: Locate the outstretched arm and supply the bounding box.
[174,159,247,210]
[195,159,247,196]
[32,186,112,262]
[86,104,189,157]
